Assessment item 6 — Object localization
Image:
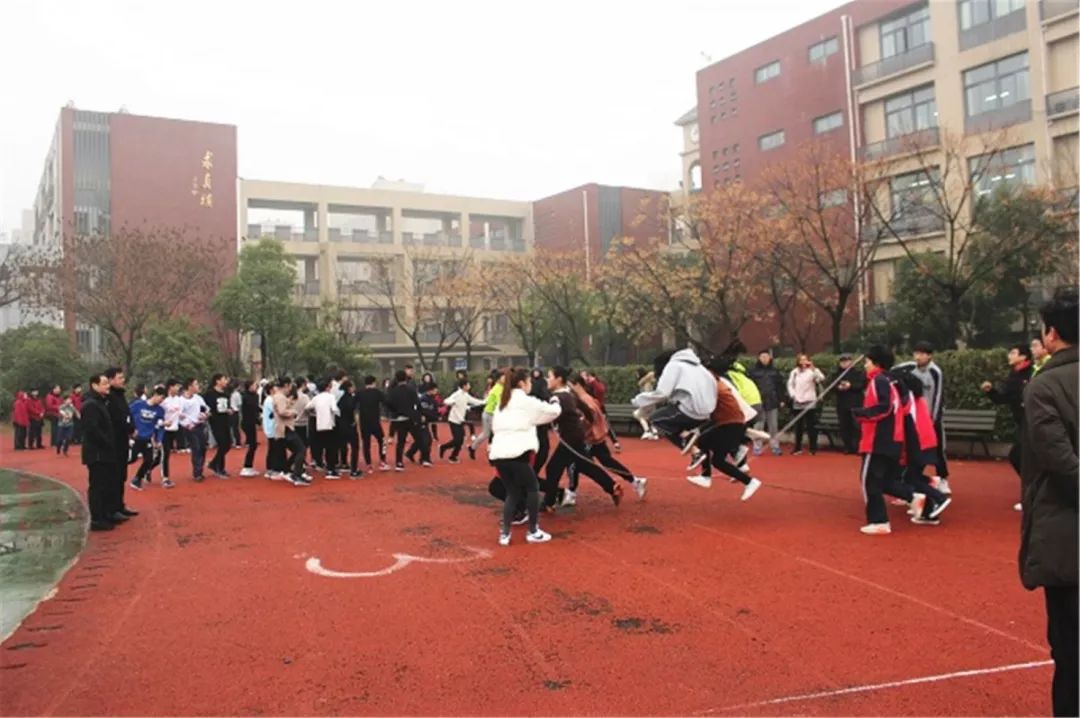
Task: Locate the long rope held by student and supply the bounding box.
[549,426,637,481]
[680,354,867,455]
[772,353,866,440]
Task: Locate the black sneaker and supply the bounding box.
[349,471,361,479]
[109,511,131,523]
[511,511,528,526]
[129,477,144,491]
[119,507,139,517]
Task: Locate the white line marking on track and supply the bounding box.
[691,523,1046,653]
[304,546,492,578]
[696,660,1053,714]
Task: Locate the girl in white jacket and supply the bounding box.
[439,379,486,463]
[489,368,562,546]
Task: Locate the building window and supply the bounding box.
[722,147,728,156]
[733,158,740,167]
[812,111,844,134]
[713,164,720,174]
[720,111,726,119]
[717,80,725,89]
[733,143,740,153]
[960,0,1024,30]
[690,162,702,192]
[759,130,785,151]
[723,161,730,171]
[885,84,938,137]
[819,189,848,208]
[890,169,938,216]
[970,143,1035,197]
[964,52,1029,118]
[754,60,781,84]
[809,36,839,63]
[880,5,931,59]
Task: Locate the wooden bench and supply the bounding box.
[818,405,997,457]
[605,404,641,435]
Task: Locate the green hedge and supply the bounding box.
[574,350,1017,441]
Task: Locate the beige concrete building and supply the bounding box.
[851,0,1079,305]
[674,106,702,198]
[240,179,533,375]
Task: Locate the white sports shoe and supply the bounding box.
[526,528,552,544]
[498,533,511,547]
[740,478,762,501]
[686,474,712,489]
[908,493,927,519]
[632,477,648,500]
[239,468,259,477]
[1013,502,1022,512]
[860,523,892,535]
[560,489,577,507]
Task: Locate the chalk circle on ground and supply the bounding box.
[305,546,493,579]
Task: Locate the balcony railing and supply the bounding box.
[338,279,391,296]
[861,126,940,161]
[1047,87,1080,118]
[247,224,318,242]
[965,99,1033,134]
[959,9,1026,51]
[1041,0,1079,22]
[360,331,397,344]
[862,211,945,241]
[293,280,320,297]
[853,42,934,87]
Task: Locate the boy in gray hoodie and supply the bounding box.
[632,348,718,450]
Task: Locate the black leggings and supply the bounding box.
[792,407,819,452]
[161,431,180,478]
[243,421,258,469]
[588,441,634,482]
[439,422,466,460]
[544,441,616,507]
[699,424,752,484]
[494,457,540,534]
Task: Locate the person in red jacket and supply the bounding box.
[579,369,623,453]
[27,389,46,449]
[45,384,63,449]
[852,346,925,536]
[12,391,29,450]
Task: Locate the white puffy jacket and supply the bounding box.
[489,389,562,461]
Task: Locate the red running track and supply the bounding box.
[0,437,1052,716]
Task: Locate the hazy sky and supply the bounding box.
[0,0,843,230]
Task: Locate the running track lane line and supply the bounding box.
[41,509,166,717]
[694,659,1054,714]
[691,523,1046,654]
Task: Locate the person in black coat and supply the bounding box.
[103,367,136,521]
[981,343,1035,487]
[748,351,786,456]
[336,381,360,476]
[239,379,262,476]
[831,353,867,454]
[81,374,118,531]
[386,370,422,470]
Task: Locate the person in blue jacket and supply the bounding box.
[128,386,166,491]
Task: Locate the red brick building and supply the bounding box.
[532,183,669,267]
[33,106,237,358]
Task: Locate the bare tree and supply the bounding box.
[520,250,594,365]
[487,256,550,367]
[26,225,224,374]
[361,245,468,372]
[862,129,1067,346]
[762,141,886,352]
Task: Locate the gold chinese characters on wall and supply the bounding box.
[192,150,214,208]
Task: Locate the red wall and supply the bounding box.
[109,113,237,262]
[533,183,599,258]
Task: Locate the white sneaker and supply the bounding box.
[908,493,927,519]
[911,516,940,526]
[686,474,712,489]
[935,477,952,495]
[526,528,552,544]
[498,533,511,547]
[560,489,577,507]
[1013,502,1022,512]
[239,468,258,477]
[632,477,648,500]
[860,523,891,535]
[740,478,762,501]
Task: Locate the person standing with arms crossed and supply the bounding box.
[1018,289,1078,718]
[103,368,136,521]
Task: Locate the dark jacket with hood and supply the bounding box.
[81,391,117,466]
[986,361,1033,428]
[1019,345,1078,590]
